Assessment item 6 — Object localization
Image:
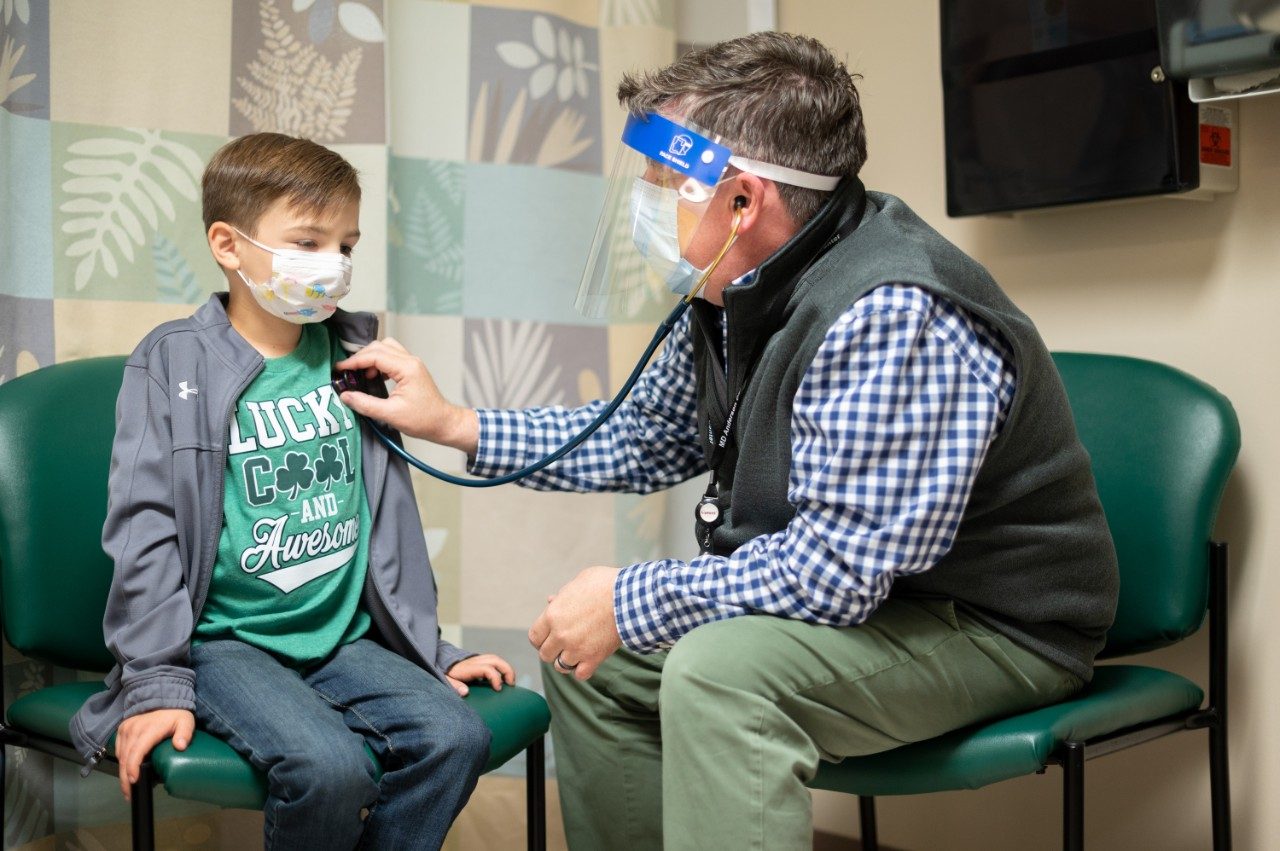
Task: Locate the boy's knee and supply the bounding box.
[448,705,492,771]
[402,702,491,772]
[274,747,378,810]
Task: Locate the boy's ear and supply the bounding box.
[207,222,241,271]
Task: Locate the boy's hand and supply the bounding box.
[446,654,516,697]
[115,708,195,801]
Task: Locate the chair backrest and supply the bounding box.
[1052,353,1240,658]
[0,356,126,672]
[0,353,1242,668]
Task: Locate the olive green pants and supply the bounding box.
[541,598,1082,851]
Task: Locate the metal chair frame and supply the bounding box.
[855,542,1231,851]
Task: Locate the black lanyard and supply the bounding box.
[692,185,867,555]
[704,361,756,472]
[694,347,761,554]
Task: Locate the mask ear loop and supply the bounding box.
[684,203,745,303]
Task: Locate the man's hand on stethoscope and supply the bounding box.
[335,337,478,453]
[529,566,623,681]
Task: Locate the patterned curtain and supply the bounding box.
[0,1,682,847]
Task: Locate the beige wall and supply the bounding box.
[779,2,1280,849]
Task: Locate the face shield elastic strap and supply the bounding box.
[725,156,842,192]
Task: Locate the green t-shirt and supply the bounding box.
[195,323,371,667]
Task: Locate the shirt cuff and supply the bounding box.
[614,560,678,653]
[469,408,530,477]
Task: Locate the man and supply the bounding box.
[338,32,1118,851]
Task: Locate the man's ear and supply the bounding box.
[207,222,241,271]
[728,172,771,234]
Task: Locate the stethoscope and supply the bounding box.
[331,298,685,488]
[331,202,747,489]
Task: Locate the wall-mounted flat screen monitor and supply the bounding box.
[942,0,1200,216]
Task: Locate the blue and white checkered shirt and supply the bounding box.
[472,284,1016,653]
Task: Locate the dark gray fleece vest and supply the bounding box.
[691,180,1118,680]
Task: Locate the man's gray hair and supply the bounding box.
[618,31,868,225]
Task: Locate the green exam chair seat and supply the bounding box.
[810,353,1240,851]
[7,680,550,812]
[0,356,550,850]
[812,665,1203,797]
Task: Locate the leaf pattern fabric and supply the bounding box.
[58,130,204,290]
[0,0,686,844]
[468,7,602,173]
[232,0,363,142]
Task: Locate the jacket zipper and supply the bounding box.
[335,332,407,664]
[80,745,107,777]
[353,404,443,679]
[192,362,263,622]
[79,362,262,775]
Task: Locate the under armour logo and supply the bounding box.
[178,381,199,400]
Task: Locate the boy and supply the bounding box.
[70,133,514,851]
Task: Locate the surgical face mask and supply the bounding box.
[629,178,707,297]
[233,227,352,323]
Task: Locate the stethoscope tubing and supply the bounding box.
[366,300,690,487]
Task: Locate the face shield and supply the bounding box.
[575,112,843,321]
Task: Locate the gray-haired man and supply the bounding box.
[339,31,1118,850]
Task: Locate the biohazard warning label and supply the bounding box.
[1200,124,1231,167]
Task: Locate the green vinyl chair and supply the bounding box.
[811,352,1240,850]
[0,356,551,851]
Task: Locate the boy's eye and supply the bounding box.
[295,239,318,250]
[340,245,354,257]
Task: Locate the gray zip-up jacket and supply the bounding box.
[70,293,473,766]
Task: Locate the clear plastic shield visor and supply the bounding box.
[575,112,734,320]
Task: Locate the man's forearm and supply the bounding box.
[469,392,707,493]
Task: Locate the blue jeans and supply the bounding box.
[191,638,491,851]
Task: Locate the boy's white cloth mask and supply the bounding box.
[232,227,352,323]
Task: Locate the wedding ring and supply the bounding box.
[554,653,580,672]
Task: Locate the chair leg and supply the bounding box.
[130,761,156,851]
[858,795,878,851]
[1209,720,1232,850]
[1063,741,1084,851]
[1208,542,1232,851]
[526,738,546,851]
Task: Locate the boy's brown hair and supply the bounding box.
[201,133,360,234]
